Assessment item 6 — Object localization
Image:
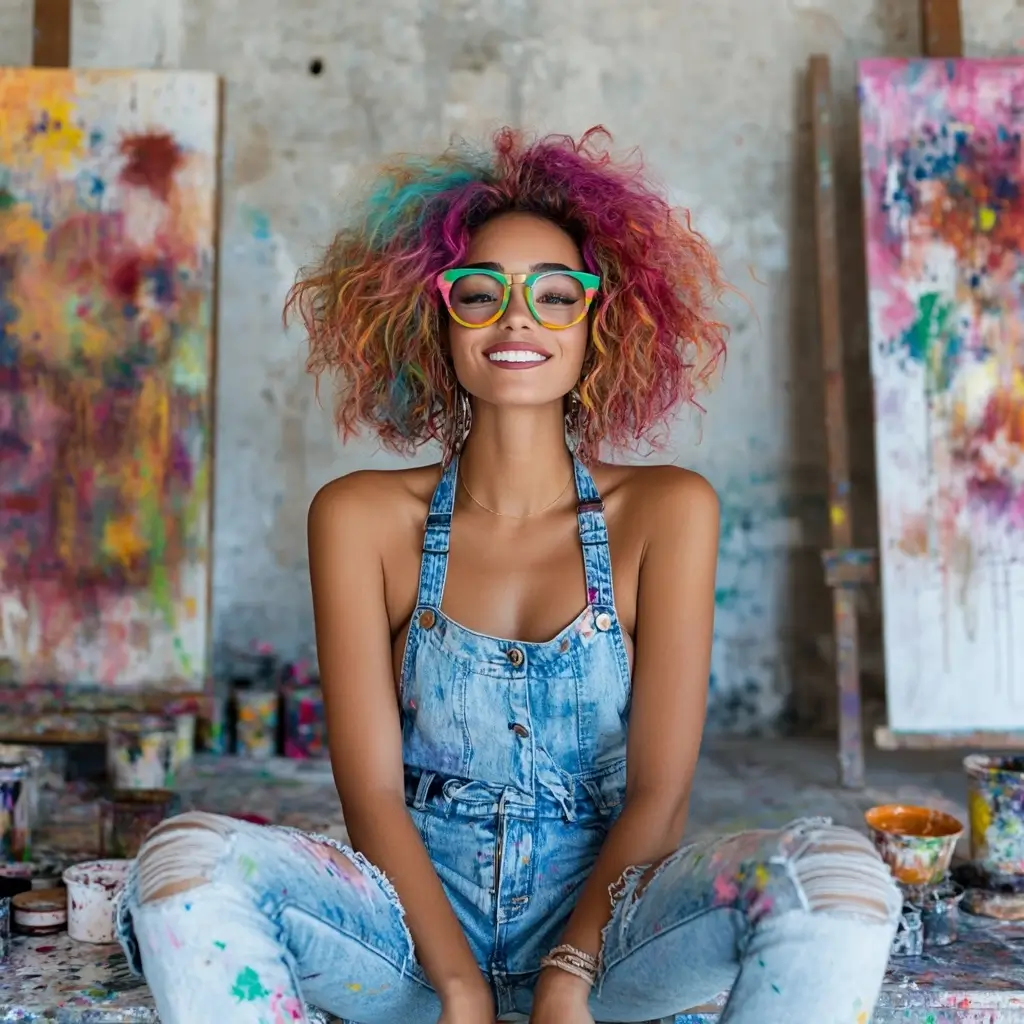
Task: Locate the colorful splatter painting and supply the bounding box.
[0,70,219,691]
[859,59,1024,732]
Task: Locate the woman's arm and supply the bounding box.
[532,467,720,1018]
[308,475,491,1014]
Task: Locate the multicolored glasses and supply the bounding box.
[436,267,601,331]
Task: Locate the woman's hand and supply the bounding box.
[529,969,595,1024]
[438,979,496,1024]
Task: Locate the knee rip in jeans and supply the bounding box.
[135,811,361,905]
[785,822,901,925]
[605,822,900,935]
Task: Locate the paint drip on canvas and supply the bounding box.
[859,59,1024,731]
[0,70,219,689]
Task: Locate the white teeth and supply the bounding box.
[487,350,548,363]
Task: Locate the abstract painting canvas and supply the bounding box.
[859,59,1024,732]
[0,70,219,691]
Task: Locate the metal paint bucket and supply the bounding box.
[964,754,1024,881]
[63,859,132,943]
[0,760,32,862]
[236,689,278,759]
[107,714,176,790]
[101,789,178,858]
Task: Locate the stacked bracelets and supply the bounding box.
[538,943,598,986]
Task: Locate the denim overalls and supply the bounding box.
[116,457,901,1024]
[398,455,632,1012]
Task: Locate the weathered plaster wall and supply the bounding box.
[4,0,1021,731]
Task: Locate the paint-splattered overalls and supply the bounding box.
[116,458,902,1024]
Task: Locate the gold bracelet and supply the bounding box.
[546,943,597,968]
[538,944,599,986]
[538,955,596,986]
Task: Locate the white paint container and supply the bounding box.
[107,715,175,790]
[63,859,132,943]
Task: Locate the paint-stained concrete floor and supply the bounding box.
[6,739,1019,1024]
[688,737,972,848]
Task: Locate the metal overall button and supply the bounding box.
[595,612,613,632]
[509,723,530,738]
[418,609,436,629]
[507,647,525,667]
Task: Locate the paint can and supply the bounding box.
[101,789,178,858]
[864,804,963,891]
[63,859,132,943]
[964,754,1024,883]
[0,745,44,827]
[284,685,326,759]
[0,760,33,862]
[107,714,176,790]
[0,896,9,961]
[12,887,67,936]
[172,713,196,770]
[200,696,227,755]
[235,688,279,759]
[890,902,924,957]
[921,880,965,948]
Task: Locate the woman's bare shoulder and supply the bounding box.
[592,461,719,541]
[308,463,441,545]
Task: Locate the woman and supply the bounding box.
[115,128,900,1024]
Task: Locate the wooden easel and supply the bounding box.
[808,55,877,790]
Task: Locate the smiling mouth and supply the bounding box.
[486,350,549,364]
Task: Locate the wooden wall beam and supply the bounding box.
[32,0,72,68]
[921,0,963,58]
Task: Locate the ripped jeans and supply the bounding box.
[116,812,901,1024]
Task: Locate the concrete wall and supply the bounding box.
[3,0,1021,732]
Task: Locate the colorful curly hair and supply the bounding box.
[284,126,727,463]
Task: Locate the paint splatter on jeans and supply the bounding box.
[115,812,900,1023]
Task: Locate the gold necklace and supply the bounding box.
[460,472,573,519]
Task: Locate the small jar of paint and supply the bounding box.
[12,887,67,936]
[921,880,965,947]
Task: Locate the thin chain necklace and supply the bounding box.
[460,471,573,519]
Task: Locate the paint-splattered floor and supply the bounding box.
[3,738,1024,1023]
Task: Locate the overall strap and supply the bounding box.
[573,459,615,609]
[416,458,458,609]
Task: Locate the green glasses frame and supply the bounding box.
[436,267,601,330]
